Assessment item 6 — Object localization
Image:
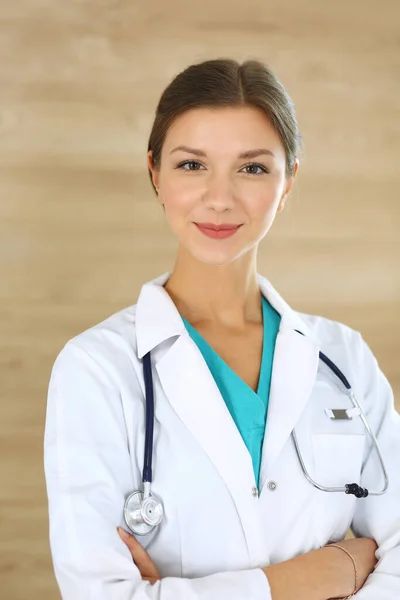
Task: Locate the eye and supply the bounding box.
[175,160,204,172]
[175,160,270,175]
[241,162,270,175]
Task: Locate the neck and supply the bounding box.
[163,247,262,330]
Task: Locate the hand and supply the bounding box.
[326,537,378,598]
[117,527,162,584]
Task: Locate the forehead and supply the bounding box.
[163,105,283,153]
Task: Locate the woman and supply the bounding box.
[44,58,400,599]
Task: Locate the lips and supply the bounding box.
[194,223,242,239]
[194,223,241,231]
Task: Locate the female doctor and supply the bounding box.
[44,58,400,600]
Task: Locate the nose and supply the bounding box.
[201,172,236,208]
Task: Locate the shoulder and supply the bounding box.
[296,310,391,415]
[296,309,364,384]
[297,310,362,351]
[50,303,141,389]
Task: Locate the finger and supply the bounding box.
[118,527,147,559]
[143,576,160,585]
[117,528,160,577]
[119,534,160,579]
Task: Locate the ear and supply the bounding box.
[147,151,160,193]
[278,158,299,212]
[277,195,287,213]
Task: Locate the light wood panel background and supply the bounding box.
[0,2,399,598]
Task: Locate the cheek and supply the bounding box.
[161,176,281,221]
[161,189,194,237]
[246,190,280,222]
[162,183,198,218]
[162,173,195,196]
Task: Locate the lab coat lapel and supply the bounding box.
[135,272,321,497]
[156,335,256,492]
[135,272,256,498]
[256,277,321,487]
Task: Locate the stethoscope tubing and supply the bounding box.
[294,330,389,496]
[142,350,154,485]
[125,328,389,535]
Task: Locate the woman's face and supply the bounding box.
[148,105,299,266]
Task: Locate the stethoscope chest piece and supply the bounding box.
[124,490,164,536]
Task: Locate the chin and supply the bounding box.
[186,246,242,267]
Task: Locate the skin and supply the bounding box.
[147,105,298,330]
[119,103,298,580]
[117,527,378,595]
[118,527,161,584]
[116,106,378,593]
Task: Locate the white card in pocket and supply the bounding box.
[325,407,361,420]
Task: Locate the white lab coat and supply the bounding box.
[44,271,400,600]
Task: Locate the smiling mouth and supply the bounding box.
[194,223,242,239]
[194,223,242,231]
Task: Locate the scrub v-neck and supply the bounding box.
[180,294,281,487]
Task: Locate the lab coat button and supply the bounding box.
[267,481,277,491]
[251,486,259,497]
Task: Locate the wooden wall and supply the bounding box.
[0,1,398,598]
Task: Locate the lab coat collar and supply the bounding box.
[135,271,321,490]
[136,270,320,360]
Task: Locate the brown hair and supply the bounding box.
[147,57,303,195]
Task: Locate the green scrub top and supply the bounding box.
[180,294,281,487]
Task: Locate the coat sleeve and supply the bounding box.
[349,332,400,598]
[43,342,271,600]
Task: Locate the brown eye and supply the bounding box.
[175,160,269,175]
[176,160,203,171]
[241,162,269,175]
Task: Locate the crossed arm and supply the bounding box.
[117,526,378,599]
[44,337,400,599]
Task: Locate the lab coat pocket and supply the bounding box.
[311,433,366,544]
[312,433,366,488]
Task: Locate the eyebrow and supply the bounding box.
[169,145,275,159]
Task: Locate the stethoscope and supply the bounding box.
[123,330,389,535]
